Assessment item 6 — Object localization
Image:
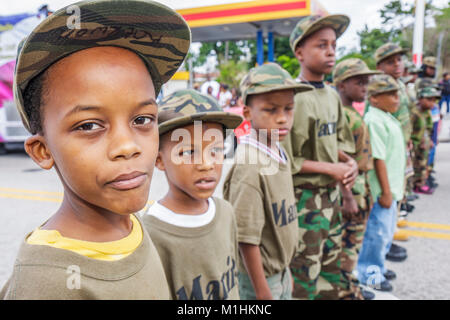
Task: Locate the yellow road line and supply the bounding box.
[400,229,450,241]
[403,221,450,232]
[0,192,62,203]
[0,187,63,196]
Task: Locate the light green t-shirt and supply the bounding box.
[364,106,406,201]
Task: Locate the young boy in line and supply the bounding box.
[1,0,191,300]
[282,14,359,300]
[411,87,441,194]
[357,74,406,293]
[332,58,381,300]
[141,89,243,300]
[372,43,413,253]
[223,63,313,300]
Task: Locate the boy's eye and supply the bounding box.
[134,116,153,126]
[180,149,194,156]
[75,122,102,131]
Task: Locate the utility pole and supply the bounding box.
[412,0,425,67]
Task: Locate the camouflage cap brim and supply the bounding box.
[243,83,313,106]
[376,47,409,65]
[290,14,350,53]
[333,70,381,86]
[14,0,191,133]
[158,111,243,137]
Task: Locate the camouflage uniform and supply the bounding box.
[286,14,354,300]
[411,87,441,188]
[332,58,378,300]
[14,0,192,133]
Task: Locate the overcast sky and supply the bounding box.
[2,0,448,53]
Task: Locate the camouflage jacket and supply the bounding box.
[410,106,433,150]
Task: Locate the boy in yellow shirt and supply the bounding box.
[1,0,190,299]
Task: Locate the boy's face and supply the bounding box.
[295,27,337,76]
[25,46,158,215]
[419,97,436,110]
[244,89,295,143]
[426,66,436,78]
[338,75,370,103]
[370,90,400,114]
[377,54,404,80]
[157,122,224,201]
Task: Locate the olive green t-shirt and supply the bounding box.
[223,140,298,277]
[142,197,240,300]
[282,84,355,187]
[1,215,171,300]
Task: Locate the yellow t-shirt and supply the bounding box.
[26,214,142,261]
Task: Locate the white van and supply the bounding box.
[0,99,29,153]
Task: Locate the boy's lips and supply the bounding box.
[107,171,147,190]
[194,177,217,190]
[277,128,290,136]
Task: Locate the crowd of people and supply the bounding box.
[1,0,447,301]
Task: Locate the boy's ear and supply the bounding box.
[369,95,378,107]
[294,45,303,62]
[24,135,54,170]
[243,105,252,122]
[155,152,165,171]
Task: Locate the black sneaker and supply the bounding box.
[386,244,407,262]
[406,194,419,202]
[384,269,397,281]
[372,280,393,292]
[361,289,375,300]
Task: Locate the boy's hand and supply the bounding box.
[342,158,358,189]
[330,163,353,183]
[379,192,393,209]
[342,195,359,219]
[255,288,273,300]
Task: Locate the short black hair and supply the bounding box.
[23,70,49,134]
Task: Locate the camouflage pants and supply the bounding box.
[339,173,373,300]
[413,147,429,187]
[290,186,343,300]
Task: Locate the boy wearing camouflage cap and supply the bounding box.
[223,63,313,300]
[141,89,243,300]
[1,0,190,300]
[333,58,380,300]
[357,74,406,293]
[282,14,358,300]
[411,87,441,194]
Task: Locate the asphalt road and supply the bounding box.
[1,117,450,299]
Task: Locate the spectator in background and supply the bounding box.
[439,72,450,114]
[218,83,232,108]
[201,74,220,98]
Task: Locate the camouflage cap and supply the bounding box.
[417,86,441,99]
[240,62,313,105]
[289,14,350,52]
[367,74,399,97]
[332,58,381,85]
[416,77,439,90]
[374,43,408,65]
[14,0,191,133]
[158,89,243,136]
[422,56,437,68]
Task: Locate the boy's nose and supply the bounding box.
[108,127,142,160]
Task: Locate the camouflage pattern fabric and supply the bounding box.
[422,56,437,68]
[290,186,343,300]
[417,86,442,99]
[343,105,373,173]
[14,0,192,133]
[374,42,408,65]
[339,106,373,300]
[158,89,243,136]
[289,14,350,52]
[367,74,399,98]
[394,80,413,143]
[240,62,313,106]
[415,77,440,94]
[339,172,373,300]
[332,58,380,85]
[411,106,433,187]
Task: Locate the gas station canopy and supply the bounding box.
[177,0,328,42]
